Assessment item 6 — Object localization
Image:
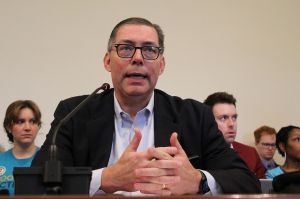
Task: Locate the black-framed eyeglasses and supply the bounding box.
[114,44,163,60]
[261,142,276,149]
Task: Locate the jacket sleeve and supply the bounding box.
[254,150,266,179]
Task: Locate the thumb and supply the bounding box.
[170,132,185,154]
[125,128,142,152]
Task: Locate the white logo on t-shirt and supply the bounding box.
[0,166,6,176]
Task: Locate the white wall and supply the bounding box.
[1,0,299,164]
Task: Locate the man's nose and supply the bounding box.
[132,49,144,65]
[227,118,235,126]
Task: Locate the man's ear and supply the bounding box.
[103,52,111,72]
[159,56,165,75]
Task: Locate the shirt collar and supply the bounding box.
[114,92,154,122]
[262,159,276,169]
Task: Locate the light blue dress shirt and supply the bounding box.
[266,166,284,179]
[90,92,220,195]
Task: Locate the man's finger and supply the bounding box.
[125,128,142,152]
[147,147,177,160]
[147,159,182,169]
[135,167,179,177]
[134,182,173,195]
[139,187,172,196]
[155,146,178,156]
[170,132,184,152]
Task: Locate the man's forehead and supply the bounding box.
[260,133,276,140]
[115,24,159,44]
[213,103,237,113]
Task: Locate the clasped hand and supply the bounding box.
[101,128,201,195]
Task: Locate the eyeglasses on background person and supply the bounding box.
[260,142,276,149]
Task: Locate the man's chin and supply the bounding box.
[226,137,236,144]
[125,87,151,96]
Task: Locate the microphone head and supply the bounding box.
[101,83,110,91]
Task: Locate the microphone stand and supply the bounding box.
[43,83,110,194]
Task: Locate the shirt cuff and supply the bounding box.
[89,168,106,196]
[201,170,223,195]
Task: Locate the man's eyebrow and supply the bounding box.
[142,41,158,46]
[216,114,238,118]
[116,40,134,44]
[116,40,158,46]
[216,114,228,117]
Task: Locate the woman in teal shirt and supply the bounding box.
[266,125,300,179]
[0,100,41,195]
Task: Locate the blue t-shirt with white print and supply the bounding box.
[0,148,39,195]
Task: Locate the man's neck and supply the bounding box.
[115,92,153,119]
[261,158,276,169]
[262,158,274,162]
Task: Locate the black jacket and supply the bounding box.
[32,89,261,193]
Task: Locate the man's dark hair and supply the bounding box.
[276,125,300,157]
[204,92,236,108]
[107,17,164,53]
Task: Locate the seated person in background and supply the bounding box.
[204,92,265,179]
[266,125,300,179]
[32,17,261,195]
[254,125,278,170]
[0,100,41,195]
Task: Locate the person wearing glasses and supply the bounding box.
[204,92,265,179]
[0,100,41,195]
[266,125,300,179]
[254,125,278,170]
[32,17,261,195]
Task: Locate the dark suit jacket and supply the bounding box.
[32,89,261,193]
[232,141,266,179]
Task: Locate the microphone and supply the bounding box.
[50,83,110,159]
[43,83,110,194]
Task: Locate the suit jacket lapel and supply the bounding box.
[154,91,181,147]
[86,90,115,169]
